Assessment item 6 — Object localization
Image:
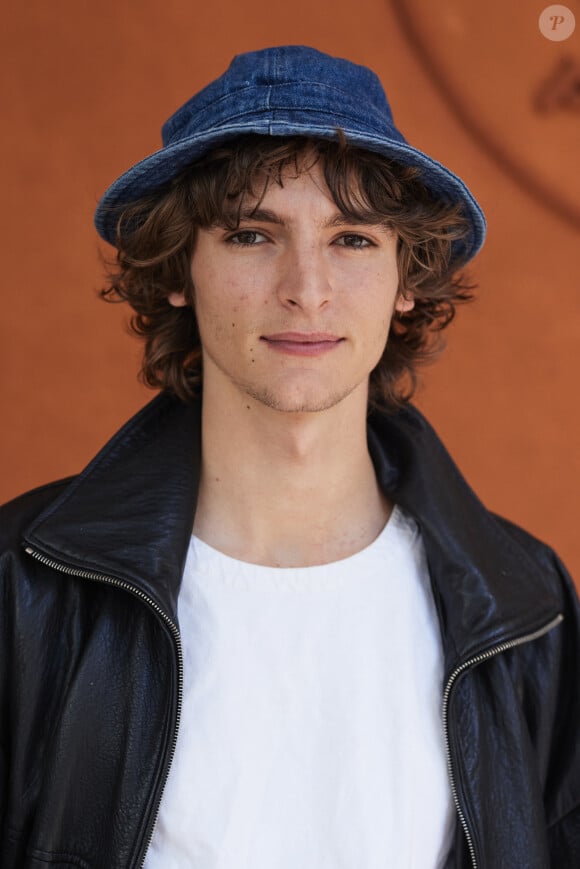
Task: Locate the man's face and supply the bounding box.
[170,159,413,414]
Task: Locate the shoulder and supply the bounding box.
[492,511,578,609]
[491,512,562,569]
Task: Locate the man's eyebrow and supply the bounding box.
[237,208,286,225]
[323,213,382,228]
[236,208,384,228]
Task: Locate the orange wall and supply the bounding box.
[1,0,578,582]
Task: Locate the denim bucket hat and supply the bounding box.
[95,45,486,264]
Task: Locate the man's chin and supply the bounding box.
[243,384,359,414]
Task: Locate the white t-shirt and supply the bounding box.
[144,505,455,869]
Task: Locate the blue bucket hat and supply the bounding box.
[95,45,486,264]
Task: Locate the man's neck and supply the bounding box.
[192,383,391,568]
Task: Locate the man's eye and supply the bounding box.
[335,234,373,248]
[226,230,267,246]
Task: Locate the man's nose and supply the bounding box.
[276,244,332,311]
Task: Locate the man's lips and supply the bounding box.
[263,332,342,343]
[260,332,344,356]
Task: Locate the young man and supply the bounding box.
[1,46,578,869]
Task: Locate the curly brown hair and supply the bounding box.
[101,134,475,410]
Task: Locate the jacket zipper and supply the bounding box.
[442,612,564,869]
[24,545,183,869]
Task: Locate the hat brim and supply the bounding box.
[94,122,486,266]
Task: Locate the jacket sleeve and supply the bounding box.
[546,552,580,865]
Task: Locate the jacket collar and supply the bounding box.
[25,395,202,626]
[24,393,561,674]
[367,407,561,670]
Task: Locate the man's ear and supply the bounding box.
[167,291,189,308]
[394,292,415,314]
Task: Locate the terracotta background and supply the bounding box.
[1,1,578,583]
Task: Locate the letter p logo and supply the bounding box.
[539,5,576,40]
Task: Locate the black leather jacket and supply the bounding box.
[1,394,579,868]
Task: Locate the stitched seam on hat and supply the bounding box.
[165,79,381,139]
[266,83,272,133]
[184,79,379,112]
[165,110,388,148]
